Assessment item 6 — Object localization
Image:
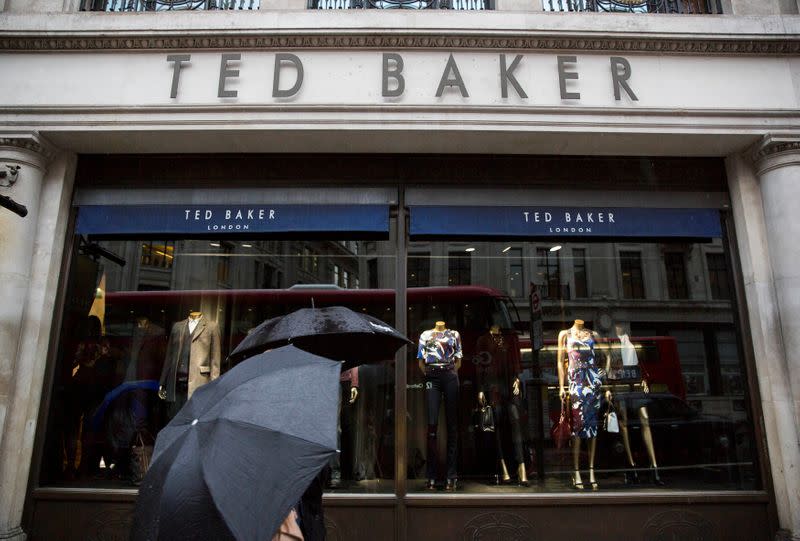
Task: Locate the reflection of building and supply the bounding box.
[410,240,741,418]
[99,239,363,292]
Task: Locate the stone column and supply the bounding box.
[0,133,75,541]
[727,135,800,541]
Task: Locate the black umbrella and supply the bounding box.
[130,345,340,541]
[229,306,412,366]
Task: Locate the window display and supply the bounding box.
[39,199,759,499]
[40,235,396,493]
[407,237,757,494]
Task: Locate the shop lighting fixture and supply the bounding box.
[502,246,512,253]
[465,247,476,252]
[550,245,562,252]
[242,243,252,248]
[210,242,221,247]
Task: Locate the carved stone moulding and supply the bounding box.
[0,33,799,55]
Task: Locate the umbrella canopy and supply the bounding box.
[229,306,412,366]
[131,345,340,541]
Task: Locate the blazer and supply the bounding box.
[159,317,221,402]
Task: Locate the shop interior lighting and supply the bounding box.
[242,243,252,248]
[210,242,221,247]
[502,246,512,253]
[550,245,562,252]
[465,247,476,252]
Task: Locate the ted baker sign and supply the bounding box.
[165,52,639,102]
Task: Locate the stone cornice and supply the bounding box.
[1,32,799,55]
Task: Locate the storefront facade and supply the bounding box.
[1,5,799,541]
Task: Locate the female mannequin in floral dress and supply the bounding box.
[558,319,610,490]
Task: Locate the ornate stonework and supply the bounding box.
[753,139,800,163]
[641,510,716,541]
[0,33,798,55]
[462,512,535,541]
[0,136,57,160]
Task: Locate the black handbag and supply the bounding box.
[475,405,496,433]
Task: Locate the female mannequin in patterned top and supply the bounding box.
[418,320,462,491]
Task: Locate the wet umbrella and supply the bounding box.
[130,345,340,541]
[229,306,412,366]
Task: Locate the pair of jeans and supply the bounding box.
[425,368,459,480]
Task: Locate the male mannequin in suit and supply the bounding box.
[158,311,221,418]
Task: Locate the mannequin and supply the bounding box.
[557,319,609,490]
[474,324,524,485]
[159,311,221,419]
[329,366,359,488]
[418,320,462,491]
[605,324,663,485]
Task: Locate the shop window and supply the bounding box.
[707,252,731,300]
[620,250,645,299]
[572,248,588,298]
[448,251,471,286]
[664,251,689,299]
[407,237,756,495]
[41,232,396,495]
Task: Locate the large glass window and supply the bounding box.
[41,234,396,493]
[407,238,757,494]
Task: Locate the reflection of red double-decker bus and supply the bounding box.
[520,336,686,400]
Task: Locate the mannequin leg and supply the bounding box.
[639,406,664,485]
[588,437,598,489]
[425,374,442,485]
[443,371,459,485]
[571,436,583,488]
[508,396,528,485]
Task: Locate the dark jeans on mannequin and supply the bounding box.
[425,368,459,480]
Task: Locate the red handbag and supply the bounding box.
[551,400,571,449]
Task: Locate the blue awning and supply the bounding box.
[76,204,389,235]
[410,206,722,238]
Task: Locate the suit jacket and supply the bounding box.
[159,317,221,401]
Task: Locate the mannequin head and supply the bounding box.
[189,311,203,320]
[434,320,446,331]
[573,319,585,329]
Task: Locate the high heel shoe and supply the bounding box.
[589,468,598,491]
[650,466,665,486]
[517,463,530,487]
[445,478,458,491]
[425,479,436,491]
[623,467,639,485]
[571,471,584,490]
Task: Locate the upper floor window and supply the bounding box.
[620,250,645,299]
[664,251,689,299]
[707,252,731,300]
[535,247,562,299]
[541,0,721,14]
[140,241,175,270]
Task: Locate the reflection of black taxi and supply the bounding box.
[599,392,739,472]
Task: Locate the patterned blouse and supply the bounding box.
[417,328,463,370]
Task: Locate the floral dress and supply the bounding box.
[567,333,602,439]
